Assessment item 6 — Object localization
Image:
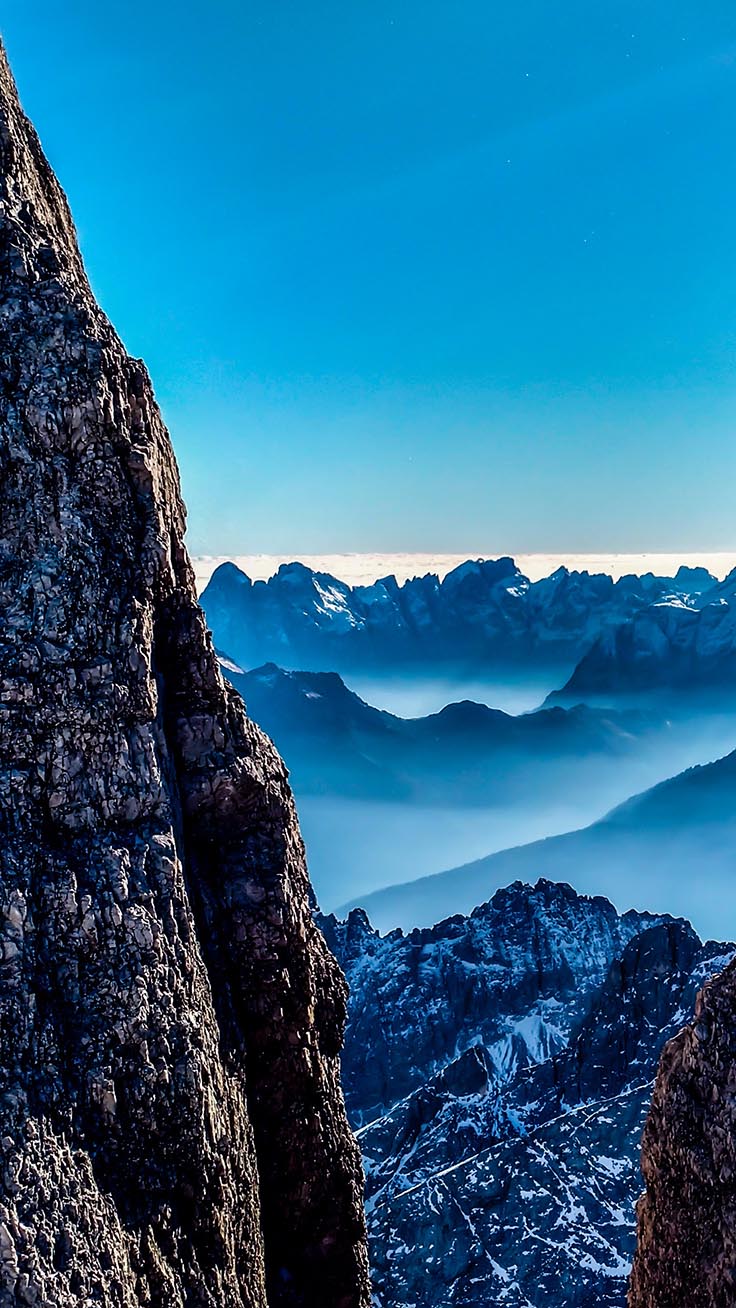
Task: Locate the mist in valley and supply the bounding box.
[291,669,736,923]
[346,665,574,718]
[343,797,736,942]
[300,795,591,912]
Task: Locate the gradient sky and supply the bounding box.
[3,2,736,555]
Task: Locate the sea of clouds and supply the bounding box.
[192,551,736,594]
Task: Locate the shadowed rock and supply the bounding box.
[0,40,369,1308]
[629,958,736,1307]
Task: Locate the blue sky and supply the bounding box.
[3,2,736,555]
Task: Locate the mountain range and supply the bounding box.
[224,660,723,808]
[321,880,733,1308]
[202,557,725,685]
[551,585,736,706]
[222,658,736,923]
[1,28,731,1308]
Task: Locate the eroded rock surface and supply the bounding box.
[0,40,369,1308]
[629,958,736,1307]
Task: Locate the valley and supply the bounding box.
[203,552,736,1304]
[213,572,736,929]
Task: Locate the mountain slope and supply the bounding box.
[321,882,733,1308]
[344,750,736,936]
[0,41,368,1308]
[551,594,736,706]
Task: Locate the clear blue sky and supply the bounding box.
[3,2,736,555]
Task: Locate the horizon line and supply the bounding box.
[192,550,736,594]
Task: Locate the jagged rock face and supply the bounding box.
[323,883,733,1307]
[629,958,736,1307]
[0,43,369,1308]
[322,881,661,1125]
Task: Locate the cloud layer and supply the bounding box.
[192,551,736,594]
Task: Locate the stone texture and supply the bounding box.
[629,957,736,1307]
[0,40,369,1308]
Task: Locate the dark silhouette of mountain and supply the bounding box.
[223,660,692,806]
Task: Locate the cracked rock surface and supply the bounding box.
[0,40,369,1308]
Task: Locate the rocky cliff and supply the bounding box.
[629,959,736,1307]
[0,40,369,1308]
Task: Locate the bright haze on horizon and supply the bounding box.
[193,550,736,592]
[2,2,736,560]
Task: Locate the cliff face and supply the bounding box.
[629,958,736,1308]
[0,41,369,1308]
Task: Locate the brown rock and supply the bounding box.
[629,957,736,1307]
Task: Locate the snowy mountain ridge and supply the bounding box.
[202,556,719,676]
[320,880,733,1307]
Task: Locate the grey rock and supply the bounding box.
[629,956,736,1306]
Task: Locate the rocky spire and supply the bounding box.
[0,39,369,1308]
[629,959,736,1307]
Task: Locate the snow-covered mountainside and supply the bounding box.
[223,660,704,808]
[202,557,715,674]
[553,579,736,706]
[320,881,733,1308]
[345,750,736,937]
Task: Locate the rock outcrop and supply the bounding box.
[0,40,369,1308]
[629,959,736,1307]
[322,882,733,1307]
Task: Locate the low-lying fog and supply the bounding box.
[295,672,736,925]
[340,806,736,943]
[347,667,573,717]
[300,797,591,912]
